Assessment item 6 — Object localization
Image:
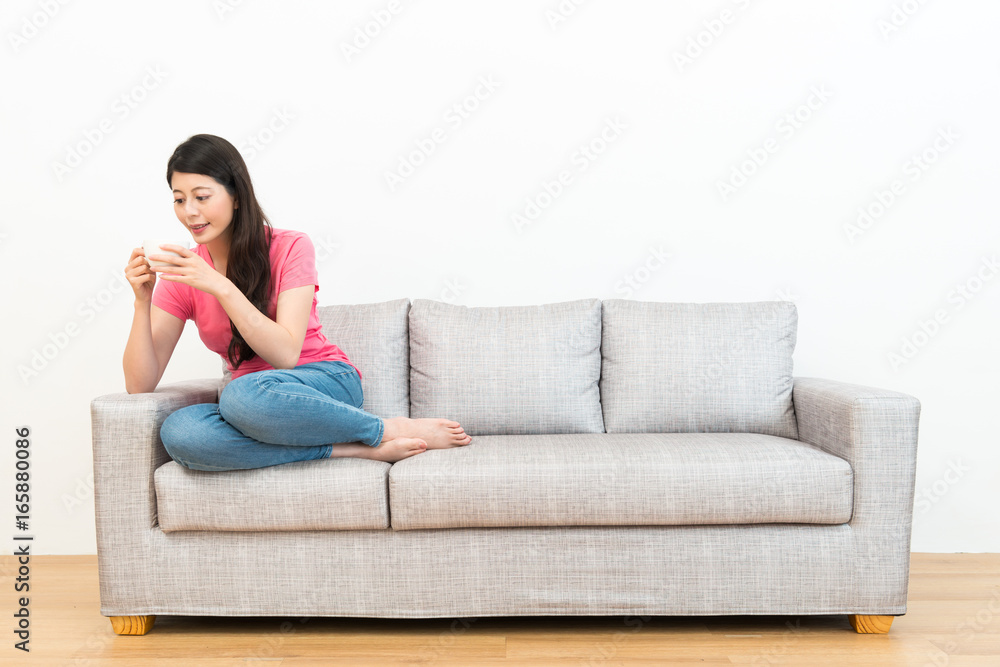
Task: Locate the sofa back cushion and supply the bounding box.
[316,298,411,418]
[600,300,798,438]
[409,298,605,435]
[219,298,411,418]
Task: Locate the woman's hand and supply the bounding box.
[148,245,230,298]
[125,247,156,303]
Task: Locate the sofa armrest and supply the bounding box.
[91,378,223,532]
[793,376,921,530]
[90,378,223,615]
[793,376,921,611]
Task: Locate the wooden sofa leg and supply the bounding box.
[848,614,893,633]
[110,615,156,635]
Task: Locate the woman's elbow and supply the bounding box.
[284,347,304,370]
[275,355,300,371]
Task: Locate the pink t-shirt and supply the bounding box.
[151,227,361,381]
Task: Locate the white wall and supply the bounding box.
[1,0,996,554]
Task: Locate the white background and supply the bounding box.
[1,0,997,554]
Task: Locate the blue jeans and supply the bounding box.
[160,360,384,471]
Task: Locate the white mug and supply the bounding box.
[142,239,184,267]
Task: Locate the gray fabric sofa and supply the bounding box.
[91,298,921,636]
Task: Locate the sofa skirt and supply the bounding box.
[97,522,908,618]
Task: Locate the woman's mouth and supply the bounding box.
[191,223,209,233]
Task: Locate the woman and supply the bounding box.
[122,133,471,470]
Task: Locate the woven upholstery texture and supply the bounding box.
[389,432,852,529]
[408,298,605,435]
[600,300,798,438]
[154,457,391,531]
[90,300,921,620]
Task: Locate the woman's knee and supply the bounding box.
[160,405,214,468]
[217,374,259,428]
[160,410,191,466]
[346,372,364,409]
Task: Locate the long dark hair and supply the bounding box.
[166,134,274,372]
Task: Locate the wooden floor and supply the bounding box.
[4,553,998,665]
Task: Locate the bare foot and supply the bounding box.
[382,417,472,449]
[328,437,427,463]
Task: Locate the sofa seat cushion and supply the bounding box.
[154,458,391,532]
[388,433,852,530]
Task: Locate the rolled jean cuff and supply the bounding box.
[367,416,384,447]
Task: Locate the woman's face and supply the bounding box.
[170,172,238,245]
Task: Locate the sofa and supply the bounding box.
[90,298,921,636]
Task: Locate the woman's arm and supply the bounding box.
[215,281,313,370]
[149,244,313,371]
[123,300,159,393]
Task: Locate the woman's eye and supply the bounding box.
[196,196,210,201]
[173,198,183,204]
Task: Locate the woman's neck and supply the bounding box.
[205,234,230,270]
